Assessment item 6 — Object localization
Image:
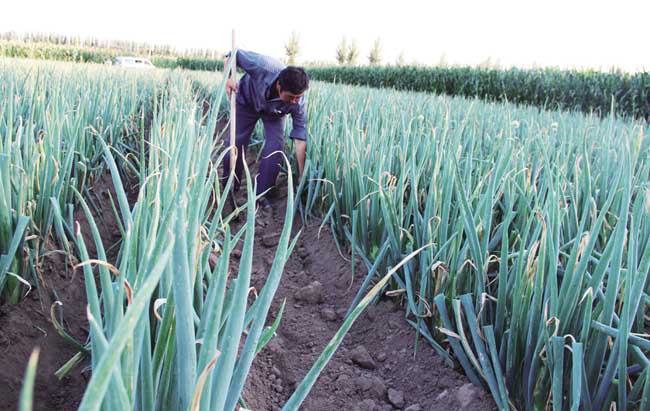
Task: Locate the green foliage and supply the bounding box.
[307,65,650,120]
[299,81,650,409]
[0,41,114,63]
[0,59,160,302]
[19,348,39,411]
[175,57,224,71]
[150,56,178,68]
[4,58,368,411]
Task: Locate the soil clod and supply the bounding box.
[351,345,377,370]
[387,388,405,408]
[295,281,324,304]
[456,382,481,408]
[262,233,281,248]
[353,399,378,411]
[320,307,337,321]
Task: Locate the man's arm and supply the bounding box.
[289,99,308,179]
[294,139,306,179]
[224,50,262,97]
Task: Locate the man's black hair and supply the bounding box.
[277,66,309,94]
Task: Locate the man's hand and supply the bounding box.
[223,56,238,99]
[226,78,237,99]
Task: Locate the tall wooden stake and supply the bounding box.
[229,29,237,172]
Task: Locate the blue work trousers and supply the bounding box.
[222,103,286,196]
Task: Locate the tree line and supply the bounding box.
[0,31,221,59]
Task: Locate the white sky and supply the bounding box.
[1,0,648,72]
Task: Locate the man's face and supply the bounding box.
[277,83,304,104]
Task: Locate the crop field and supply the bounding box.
[1,57,649,411]
[301,84,650,410]
[307,65,650,120]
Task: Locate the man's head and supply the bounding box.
[276,66,309,104]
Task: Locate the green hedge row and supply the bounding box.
[176,57,224,71]
[307,65,650,120]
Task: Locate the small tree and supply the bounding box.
[368,38,382,65]
[335,37,347,65]
[347,39,359,66]
[284,31,300,65]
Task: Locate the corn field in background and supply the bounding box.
[292,81,650,410]
[307,65,650,120]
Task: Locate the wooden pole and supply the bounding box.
[229,29,237,172]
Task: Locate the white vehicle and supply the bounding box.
[112,56,156,69]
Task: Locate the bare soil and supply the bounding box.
[0,174,128,411]
[231,171,497,411]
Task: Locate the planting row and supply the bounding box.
[298,81,650,410]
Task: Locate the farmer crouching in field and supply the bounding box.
[221,49,309,215]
